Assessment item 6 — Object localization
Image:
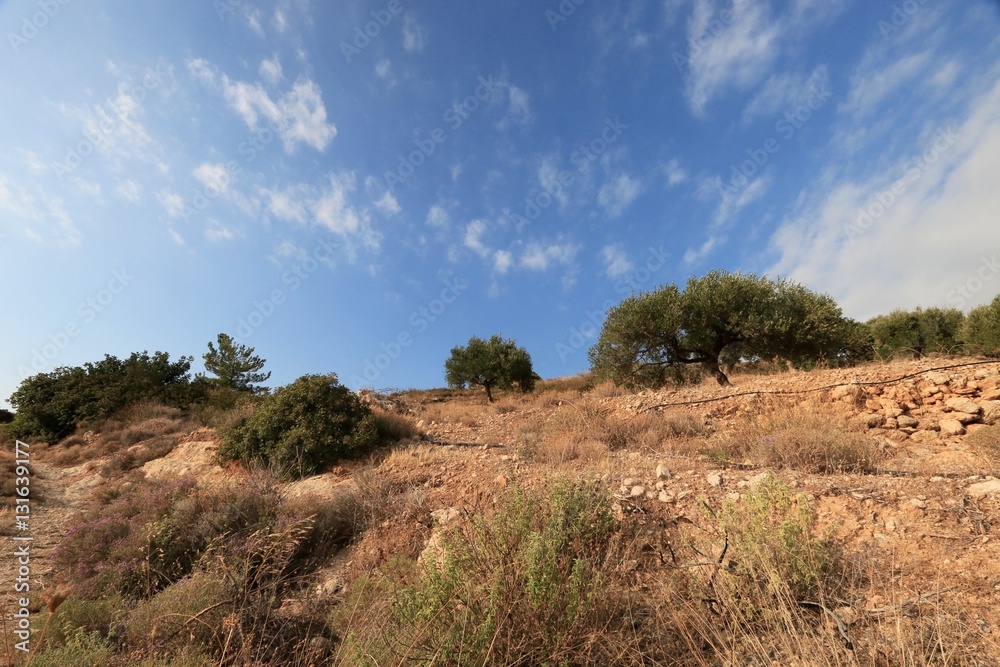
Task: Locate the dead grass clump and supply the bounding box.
[600,412,708,451]
[720,407,885,473]
[535,373,594,394]
[532,434,608,465]
[588,380,625,399]
[371,408,422,442]
[968,425,1000,464]
[533,389,579,408]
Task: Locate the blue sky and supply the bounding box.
[2,0,1000,405]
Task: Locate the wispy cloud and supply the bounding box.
[402,12,427,53]
[598,173,642,218]
[188,58,337,153]
[601,244,634,278]
[768,75,1000,318]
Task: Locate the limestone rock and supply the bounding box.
[897,415,918,429]
[939,419,966,437]
[945,398,982,415]
[980,400,1000,425]
[706,472,723,487]
[655,463,672,480]
[968,480,1000,498]
[925,371,950,385]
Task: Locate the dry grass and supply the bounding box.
[967,424,1000,466]
[370,407,422,442]
[716,404,886,473]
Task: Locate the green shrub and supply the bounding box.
[219,374,380,480]
[43,595,128,648]
[28,629,113,667]
[125,572,230,651]
[335,481,654,665]
[8,351,196,443]
[961,294,1000,355]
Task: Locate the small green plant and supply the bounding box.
[334,481,652,665]
[218,373,381,480]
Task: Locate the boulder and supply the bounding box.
[980,400,1000,425]
[939,419,966,437]
[968,480,1000,498]
[897,415,918,429]
[945,398,982,415]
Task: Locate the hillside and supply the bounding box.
[6,356,1000,665]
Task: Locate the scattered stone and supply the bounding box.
[655,463,672,480]
[431,507,461,526]
[496,474,508,487]
[655,481,665,490]
[939,419,967,437]
[725,492,741,502]
[897,415,918,429]
[630,485,646,498]
[622,477,637,488]
[658,490,675,503]
[925,371,950,385]
[930,476,947,483]
[909,498,927,509]
[859,413,886,429]
[747,472,771,489]
[883,417,899,430]
[706,472,723,487]
[968,480,1000,498]
[982,387,1000,401]
[945,398,982,415]
[980,400,1000,425]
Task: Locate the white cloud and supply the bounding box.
[538,158,570,208]
[683,235,721,266]
[193,162,232,196]
[313,173,362,236]
[427,204,451,228]
[374,191,401,216]
[259,56,283,84]
[841,52,930,120]
[274,8,288,33]
[157,189,187,219]
[402,13,426,53]
[520,242,578,271]
[741,65,830,124]
[664,158,688,186]
[116,179,142,203]
[767,76,1000,319]
[247,9,264,36]
[258,172,377,251]
[260,184,308,224]
[205,218,237,242]
[188,58,337,153]
[601,244,634,278]
[683,0,782,116]
[464,219,491,257]
[493,250,513,274]
[498,85,534,130]
[0,176,80,246]
[598,173,642,218]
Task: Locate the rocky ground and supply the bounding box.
[5,356,1000,657]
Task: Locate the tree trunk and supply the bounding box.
[706,360,730,386]
[483,382,494,402]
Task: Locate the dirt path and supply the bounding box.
[2,459,88,616]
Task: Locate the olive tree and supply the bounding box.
[961,295,1000,355]
[445,335,536,402]
[589,271,854,387]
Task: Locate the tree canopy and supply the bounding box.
[961,295,1000,355]
[7,351,194,443]
[203,333,270,393]
[445,335,536,402]
[589,270,857,387]
[866,307,964,359]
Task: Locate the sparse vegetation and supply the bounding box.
[718,404,885,472]
[962,294,1000,355]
